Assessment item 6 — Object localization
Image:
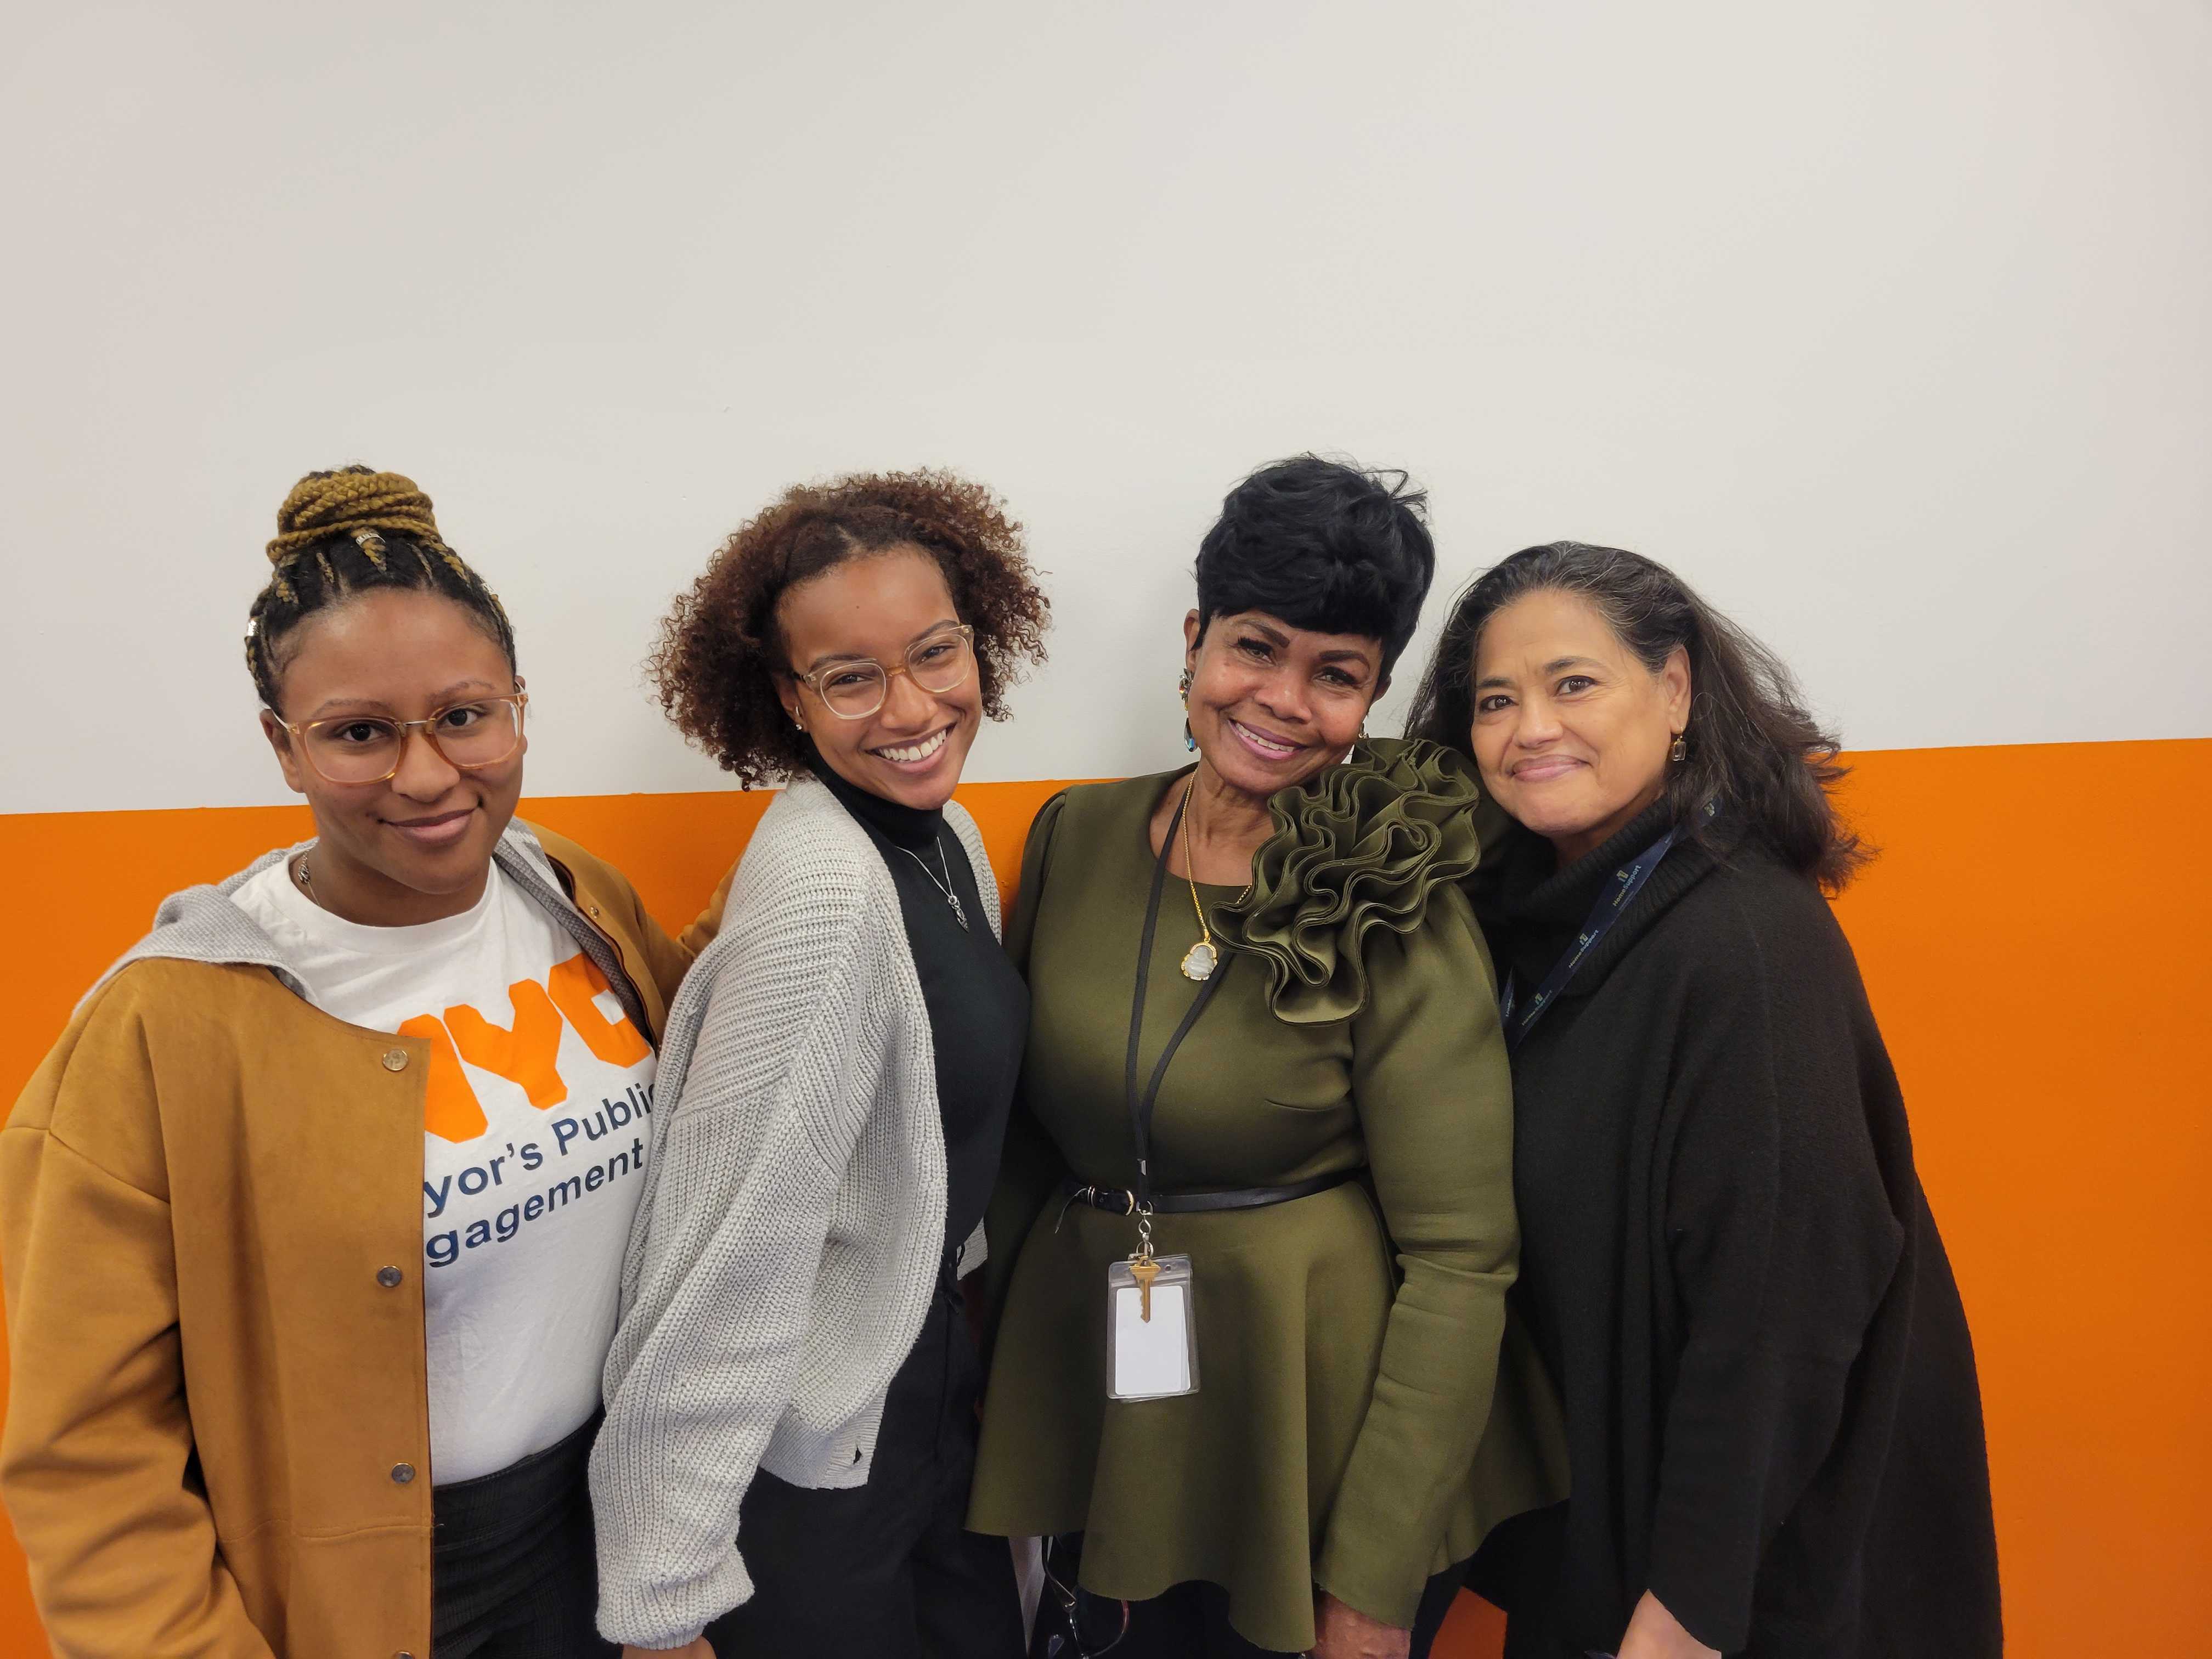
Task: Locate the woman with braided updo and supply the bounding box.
[0,467,692,1659]
[589,470,1048,1659]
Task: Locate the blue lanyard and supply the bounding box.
[1499,814,1699,1054]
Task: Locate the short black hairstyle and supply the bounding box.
[1194,455,1436,676]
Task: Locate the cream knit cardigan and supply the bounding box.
[589,777,997,1650]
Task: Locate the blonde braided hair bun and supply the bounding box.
[268,465,452,562]
[246,464,516,710]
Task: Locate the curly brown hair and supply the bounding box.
[652,469,1051,786]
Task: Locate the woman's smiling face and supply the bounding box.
[1182,607,1381,798]
[774,546,983,811]
[1469,586,1689,863]
[259,586,527,923]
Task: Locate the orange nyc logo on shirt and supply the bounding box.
[397,953,652,1143]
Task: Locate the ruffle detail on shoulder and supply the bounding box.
[1214,737,1488,1025]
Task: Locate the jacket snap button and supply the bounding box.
[390,1462,416,1484]
[376,1266,404,1289]
[381,1049,409,1073]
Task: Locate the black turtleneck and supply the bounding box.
[1493,798,1683,1006]
[808,748,1028,1255]
[1470,811,2001,1658]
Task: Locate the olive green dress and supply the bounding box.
[968,741,1565,1654]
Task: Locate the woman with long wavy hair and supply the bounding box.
[1404,541,2001,1659]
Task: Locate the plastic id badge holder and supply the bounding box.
[1107,1253,1199,1400]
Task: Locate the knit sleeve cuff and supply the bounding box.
[595,1544,752,1650]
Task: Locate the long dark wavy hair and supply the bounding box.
[1403,540,1869,890]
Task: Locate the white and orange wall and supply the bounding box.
[2,3,2207,1654]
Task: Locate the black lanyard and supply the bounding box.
[1499,818,1690,1054]
[1124,787,1230,1209]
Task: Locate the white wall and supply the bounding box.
[3,0,2207,814]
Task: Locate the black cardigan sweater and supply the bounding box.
[1471,805,2001,1657]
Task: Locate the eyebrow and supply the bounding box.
[305,679,502,718]
[1234,617,1375,670]
[801,619,961,674]
[1474,655,1604,691]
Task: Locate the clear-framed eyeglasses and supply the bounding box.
[788,623,975,720]
[272,687,529,785]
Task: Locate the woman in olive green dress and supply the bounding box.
[969,458,1561,1658]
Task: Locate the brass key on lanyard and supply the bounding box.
[1129,1207,1161,1321]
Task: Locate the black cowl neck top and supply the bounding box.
[807,746,1028,1258]
[1492,798,1697,992]
[1470,806,2001,1658]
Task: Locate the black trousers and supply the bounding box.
[1463,1504,1608,1659]
[709,1280,1025,1659]
[431,1415,618,1659]
[1037,1536,1471,1658]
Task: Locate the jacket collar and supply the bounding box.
[81,821,622,1020]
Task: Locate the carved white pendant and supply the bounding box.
[1180,940,1218,982]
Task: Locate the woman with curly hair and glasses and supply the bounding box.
[589,470,1050,1659]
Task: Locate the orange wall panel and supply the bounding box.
[0,738,2204,1657]
[1824,740,2212,1656]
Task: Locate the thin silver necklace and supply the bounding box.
[899,835,969,930]
[294,853,326,913]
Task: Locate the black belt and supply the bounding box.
[1057,1167,1358,1227]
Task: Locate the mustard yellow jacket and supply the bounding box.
[0,822,693,1659]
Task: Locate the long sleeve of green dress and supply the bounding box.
[1314,882,1518,1624]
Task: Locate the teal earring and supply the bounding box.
[1179,669,1197,752]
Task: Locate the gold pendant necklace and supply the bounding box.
[1177,781,1218,982]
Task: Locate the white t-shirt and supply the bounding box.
[232,859,657,1485]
